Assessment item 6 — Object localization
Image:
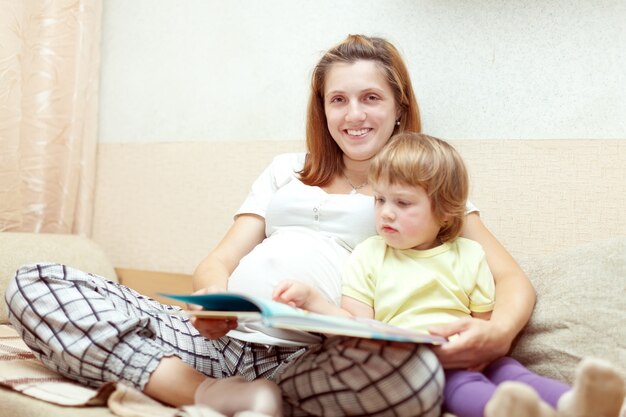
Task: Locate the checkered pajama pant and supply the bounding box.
[5,263,444,417]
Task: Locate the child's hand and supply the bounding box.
[272,280,312,309]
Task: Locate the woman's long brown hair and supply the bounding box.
[299,34,421,187]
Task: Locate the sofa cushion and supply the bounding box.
[0,232,117,323]
[511,237,626,384]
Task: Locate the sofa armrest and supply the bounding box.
[115,268,193,308]
[0,232,117,323]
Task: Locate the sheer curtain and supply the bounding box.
[0,0,102,235]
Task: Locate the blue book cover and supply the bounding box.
[160,292,447,345]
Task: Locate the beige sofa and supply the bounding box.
[1,139,625,417]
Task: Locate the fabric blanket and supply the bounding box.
[0,324,265,417]
[4,324,620,417]
[0,324,112,406]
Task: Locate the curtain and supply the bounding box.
[0,0,102,235]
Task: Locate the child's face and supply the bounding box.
[373,181,442,250]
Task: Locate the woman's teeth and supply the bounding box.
[347,128,369,136]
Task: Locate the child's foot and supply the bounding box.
[557,357,625,417]
[195,376,283,417]
[485,381,557,417]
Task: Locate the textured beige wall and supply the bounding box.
[98,1,626,143]
[92,140,626,274]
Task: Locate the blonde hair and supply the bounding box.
[369,133,469,242]
[299,34,420,187]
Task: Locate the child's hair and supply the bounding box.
[369,132,469,242]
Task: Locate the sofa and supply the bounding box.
[1,139,625,417]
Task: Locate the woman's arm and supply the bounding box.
[190,214,266,339]
[429,212,536,370]
[192,214,266,291]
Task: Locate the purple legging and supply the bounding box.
[443,356,570,417]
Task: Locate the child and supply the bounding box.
[272,132,625,417]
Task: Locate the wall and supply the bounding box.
[98,0,626,143]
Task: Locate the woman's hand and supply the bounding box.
[191,316,238,339]
[188,287,238,340]
[428,317,513,371]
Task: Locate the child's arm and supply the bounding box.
[471,311,492,321]
[341,295,375,320]
[273,281,375,320]
[272,280,352,317]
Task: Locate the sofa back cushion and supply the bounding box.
[511,237,626,384]
[91,140,626,275]
[0,232,117,323]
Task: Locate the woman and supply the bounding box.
[5,35,534,417]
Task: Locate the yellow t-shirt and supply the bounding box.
[342,236,495,332]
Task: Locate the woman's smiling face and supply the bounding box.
[323,60,399,164]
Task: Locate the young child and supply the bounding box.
[272,132,625,417]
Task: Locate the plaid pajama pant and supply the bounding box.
[5,263,443,417]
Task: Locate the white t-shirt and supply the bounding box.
[226,153,478,346]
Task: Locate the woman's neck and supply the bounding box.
[342,159,370,185]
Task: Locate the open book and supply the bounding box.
[160,292,447,345]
